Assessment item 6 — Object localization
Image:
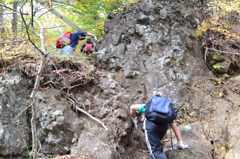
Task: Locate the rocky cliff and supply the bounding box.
[0,0,240,159]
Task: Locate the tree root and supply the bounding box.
[67,97,108,131]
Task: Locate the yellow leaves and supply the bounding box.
[195,0,240,41]
[106,0,115,3]
[224,23,234,29]
[194,30,202,36]
[96,21,104,33]
[220,1,240,13]
[195,21,210,36]
[209,0,240,13]
[1,41,30,61]
[231,33,239,39]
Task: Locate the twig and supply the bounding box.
[68,96,86,109]
[42,81,56,88]
[0,42,19,53]
[0,3,28,15]
[67,77,91,93]
[204,47,208,63]
[47,56,65,79]
[43,25,65,29]
[208,48,240,55]
[0,39,28,44]
[1,12,19,15]
[13,105,32,121]
[68,97,108,131]
[20,5,49,158]
[203,47,216,72]
[20,8,44,55]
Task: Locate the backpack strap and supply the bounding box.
[64,32,71,38]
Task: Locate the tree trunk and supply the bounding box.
[48,9,81,31]
[42,0,81,31]
[212,0,217,15]
[12,0,18,38]
[30,53,47,159]
[0,4,5,38]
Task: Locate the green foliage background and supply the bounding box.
[0,0,239,55]
[48,0,138,36]
[1,0,138,52]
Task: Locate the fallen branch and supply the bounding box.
[204,47,208,63]
[208,48,240,55]
[14,105,32,121]
[204,47,215,72]
[0,39,28,44]
[68,97,108,131]
[68,96,86,109]
[42,81,56,88]
[43,25,65,30]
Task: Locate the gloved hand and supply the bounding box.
[92,35,97,42]
[131,117,138,128]
[176,141,188,149]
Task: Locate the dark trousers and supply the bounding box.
[143,119,168,159]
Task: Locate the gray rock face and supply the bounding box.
[71,132,112,158]
[35,90,77,155]
[96,0,208,104]
[165,124,212,159]
[0,74,31,157]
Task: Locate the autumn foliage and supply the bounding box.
[195,0,240,41]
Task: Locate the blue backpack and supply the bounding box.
[145,95,178,124]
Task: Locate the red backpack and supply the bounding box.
[56,32,72,48]
[85,43,94,52]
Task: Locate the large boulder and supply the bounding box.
[0,74,31,157]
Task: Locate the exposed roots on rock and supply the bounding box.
[68,97,108,131]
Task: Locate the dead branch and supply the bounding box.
[20,4,49,158]
[1,12,19,15]
[203,47,216,72]
[204,47,208,63]
[0,42,20,53]
[0,39,28,44]
[36,21,46,52]
[68,97,108,131]
[20,8,44,55]
[68,83,86,92]
[68,96,86,109]
[13,105,32,121]
[42,81,56,88]
[0,3,28,15]
[42,1,81,31]
[43,25,65,29]
[208,48,240,55]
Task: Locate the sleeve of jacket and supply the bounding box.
[81,43,86,52]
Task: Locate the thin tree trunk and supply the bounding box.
[30,53,47,159]
[30,99,37,159]
[43,0,81,31]
[20,3,49,157]
[212,0,217,15]
[0,4,5,38]
[29,20,48,159]
[48,9,81,31]
[12,0,18,38]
